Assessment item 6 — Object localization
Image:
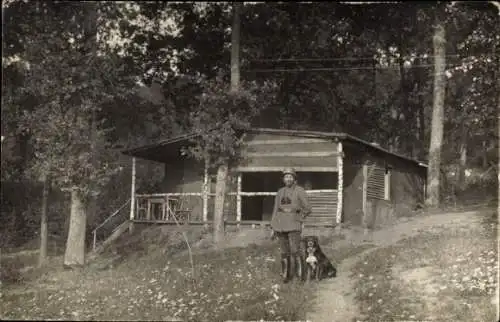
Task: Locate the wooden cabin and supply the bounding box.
[121,128,427,229]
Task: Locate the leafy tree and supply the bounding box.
[447,3,499,169]
[183,76,276,242]
[3,1,137,266]
[2,1,497,253]
[113,1,497,210]
[183,3,276,245]
[427,20,447,207]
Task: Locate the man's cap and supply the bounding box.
[282,167,297,177]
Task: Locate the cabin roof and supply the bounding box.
[121,127,428,168]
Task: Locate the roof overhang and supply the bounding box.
[121,127,428,168]
[121,133,198,163]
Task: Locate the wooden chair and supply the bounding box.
[148,197,167,220]
[135,198,148,220]
[163,196,179,221]
[172,197,191,223]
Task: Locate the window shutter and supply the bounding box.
[367,166,386,200]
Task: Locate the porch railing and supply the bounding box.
[136,189,336,198]
[134,193,207,222]
[132,189,338,225]
[92,199,131,252]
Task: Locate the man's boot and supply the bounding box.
[288,255,295,282]
[294,254,304,282]
[281,255,290,283]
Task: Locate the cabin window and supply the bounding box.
[366,165,391,201]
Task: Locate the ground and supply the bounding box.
[307,208,498,322]
[1,207,498,321]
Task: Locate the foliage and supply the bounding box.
[241,3,498,160]
[242,3,381,133]
[4,1,497,170]
[86,1,497,165]
[1,1,497,245]
[446,6,500,165]
[182,76,277,168]
[2,2,137,199]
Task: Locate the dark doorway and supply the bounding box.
[241,172,281,221]
[297,172,338,190]
[242,172,282,192]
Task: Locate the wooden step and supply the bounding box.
[311,205,337,209]
[304,219,335,225]
[310,199,337,203]
[310,199,338,203]
[309,212,336,216]
[311,213,336,217]
[306,213,335,218]
[305,217,335,222]
[312,208,336,213]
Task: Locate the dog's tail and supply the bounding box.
[327,266,337,278]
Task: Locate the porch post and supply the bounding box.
[236,173,242,229]
[336,141,343,229]
[362,164,368,223]
[203,158,209,228]
[129,157,136,233]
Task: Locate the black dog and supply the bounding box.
[302,235,337,281]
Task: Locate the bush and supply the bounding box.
[0,256,24,286]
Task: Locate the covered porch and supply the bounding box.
[122,128,345,228]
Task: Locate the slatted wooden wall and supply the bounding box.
[238,133,338,171]
[366,165,386,200]
[303,191,338,225]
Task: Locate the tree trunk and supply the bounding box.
[64,188,87,267]
[230,2,241,94]
[212,2,241,246]
[417,97,425,160]
[64,208,71,239]
[413,55,426,160]
[213,164,228,246]
[414,113,421,159]
[38,172,50,267]
[497,56,500,209]
[426,23,446,207]
[85,1,99,230]
[61,1,97,268]
[458,125,467,187]
[399,53,410,156]
[482,140,488,168]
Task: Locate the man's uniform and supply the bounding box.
[270,168,312,282]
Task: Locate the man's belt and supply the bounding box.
[279,206,300,213]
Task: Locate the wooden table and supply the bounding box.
[147,197,166,220]
[137,195,184,221]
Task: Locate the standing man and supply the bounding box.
[271,168,312,283]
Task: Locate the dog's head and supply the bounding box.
[303,235,319,256]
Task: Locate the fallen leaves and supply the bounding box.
[351,214,498,322]
[0,244,315,321]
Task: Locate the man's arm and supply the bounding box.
[272,189,281,217]
[298,187,312,217]
[270,189,282,239]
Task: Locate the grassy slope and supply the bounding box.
[1,225,371,321]
[351,209,498,322]
[3,209,496,321]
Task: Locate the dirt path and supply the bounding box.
[306,210,485,322]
